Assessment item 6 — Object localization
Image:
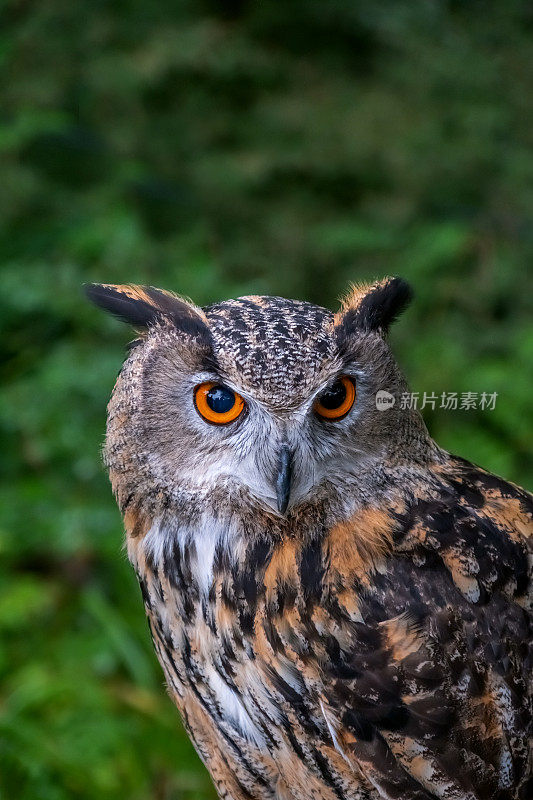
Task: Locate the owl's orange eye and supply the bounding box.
[194,382,245,425]
[314,376,356,420]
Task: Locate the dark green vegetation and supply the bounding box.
[1,2,532,798]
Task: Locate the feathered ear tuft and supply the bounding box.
[335,277,413,338]
[84,283,210,339]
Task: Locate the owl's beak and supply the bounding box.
[275,445,293,515]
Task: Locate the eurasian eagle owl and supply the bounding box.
[86,278,532,800]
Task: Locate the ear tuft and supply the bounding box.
[84,283,210,339]
[335,277,413,337]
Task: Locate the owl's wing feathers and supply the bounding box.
[261,457,532,800]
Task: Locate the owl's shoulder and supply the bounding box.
[390,454,532,603]
[313,454,532,619]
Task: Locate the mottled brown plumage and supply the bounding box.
[87,279,532,800]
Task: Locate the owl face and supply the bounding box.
[88,280,426,520]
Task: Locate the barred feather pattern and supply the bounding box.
[123,456,533,800]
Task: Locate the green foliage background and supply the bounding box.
[1,2,532,798]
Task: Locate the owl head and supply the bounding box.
[86,279,433,522]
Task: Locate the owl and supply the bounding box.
[86,278,532,800]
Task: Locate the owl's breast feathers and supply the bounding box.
[126,457,532,800]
